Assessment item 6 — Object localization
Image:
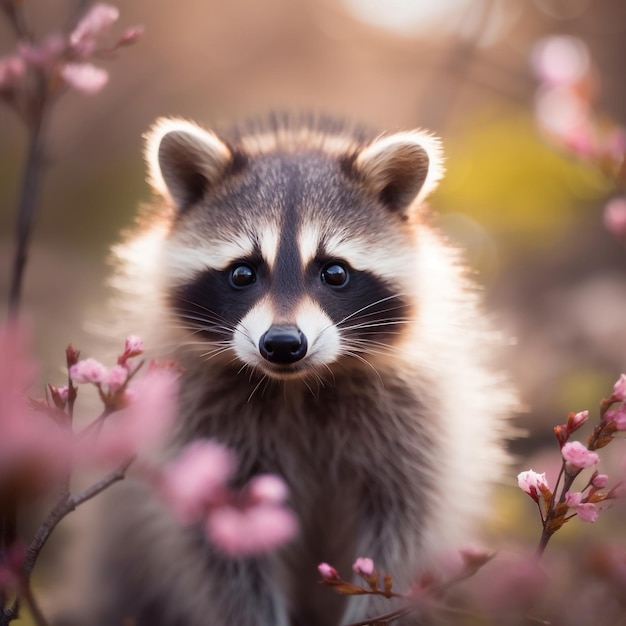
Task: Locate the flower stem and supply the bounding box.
[8,105,50,318]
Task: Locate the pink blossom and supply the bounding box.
[0,55,25,90]
[531,36,590,86]
[592,473,609,489]
[104,364,128,391]
[116,25,145,47]
[70,3,119,47]
[604,199,626,239]
[565,491,584,507]
[607,405,626,431]
[70,357,107,384]
[568,410,589,431]
[318,563,340,580]
[561,441,599,469]
[353,557,375,576]
[575,502,600,523]
[0,324,70,483]
[80,366,178,465]
[206,504,297,556]
[613,374,626,402]
[124,335,144,357]
[60,62,109,95]
[246,474,289,505]
[534,86,589,147]
[517,470,549,502]
[18,36,64,68]
[160,440,236,523]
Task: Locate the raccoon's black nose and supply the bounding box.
[259,325,308,364]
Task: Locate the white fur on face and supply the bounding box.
[232,297,339,377]
[257,226,280,270]
[162,234,256,284]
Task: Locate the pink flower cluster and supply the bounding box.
[0,322,296,558]
[0,324,71,485]
[69,335,146,405]
[532,36,626,165]
[158,441,297,556]
[518,375,626,547]
[532,36,626,240]
[0,2,142,102]
[0,325,174,484]
[318,557,376,581]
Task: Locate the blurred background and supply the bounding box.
[1,0,626,602]
[2,0,626,452]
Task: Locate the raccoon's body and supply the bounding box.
[90,116,512,626]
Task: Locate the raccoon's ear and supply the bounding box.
[354,131,444,217]
[145,118,233,212]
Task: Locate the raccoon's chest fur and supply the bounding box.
[177,365,436,624]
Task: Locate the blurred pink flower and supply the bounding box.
[18,36,64,68]
[160,440,236,523]
[565,491,584,507]
[561,441,599,469]
[352,557,375,576]
[70,357,107,384]
[60,62,109,95]
[318,563,340,580]
[612,373,626,401]
[0,54,25,90]
[575,502,600,523]
[116,25,145,48]
[592,473,609,489]
[605,405,626,431]
[534,86,597,159]
[0,324,70,484]
[517,469,549,502]
[123,335,144,357]
[79,366,178,465]
[603,198,626,239]
[206,503,297,556]
[70,3,119,48]
[531,36,590,86]
[246,474,289,505]
[104,364,128,391]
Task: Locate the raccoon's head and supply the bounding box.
[144,117,444,380]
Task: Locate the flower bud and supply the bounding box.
[352,557,375,576]
[567,410,589,432]
[517,470,549,502]
[318,563,340,580]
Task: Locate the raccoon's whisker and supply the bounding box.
[247,374,267,403]
[301,376,317,399]
[341,343,397,359]
[342,337,398,352]
[340,304,411,324]
[340,320,412,332]
[200,346,232,361]
[334,294,409,327]
[340,350,384,385]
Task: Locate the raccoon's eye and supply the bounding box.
[321,262,349,287]
[229,263,256,288]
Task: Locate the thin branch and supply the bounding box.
[7,102,50,318]
[22,458,134,579]
[346,604,415,626]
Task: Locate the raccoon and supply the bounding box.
[89,115,512,626]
